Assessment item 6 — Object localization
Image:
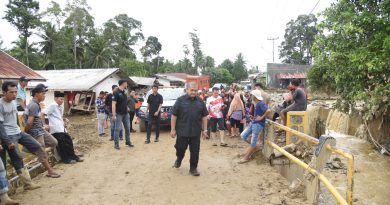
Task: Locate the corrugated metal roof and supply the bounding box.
[0,51,45,81]
[28,68,121,91]
[276,73,307,79]
[130,76,156,86]
[155,74,186,82]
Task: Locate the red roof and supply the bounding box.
[0,51,45,81]
[276,73,307,79]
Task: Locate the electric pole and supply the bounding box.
[267,37,279,63]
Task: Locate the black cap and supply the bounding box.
[212,87,220,91]
[99,91,105,95]
[31,84,48,96]
[19,76,30,82]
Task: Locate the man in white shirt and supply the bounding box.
[45,92,83,164]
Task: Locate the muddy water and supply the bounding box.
[321,131,390,205]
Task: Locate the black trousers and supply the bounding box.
[129,111,135,130]
[52,132,78,162]
[175,136,200,170]
[146,115,160,141]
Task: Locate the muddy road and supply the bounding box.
[13,116,306,205]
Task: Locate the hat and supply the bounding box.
[54,91,65,97]
[212,87,220,91]
[31,84,48,96]
[19,76,30,82]
[250,90,263,101]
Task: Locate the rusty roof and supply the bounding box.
[0,51,45,81]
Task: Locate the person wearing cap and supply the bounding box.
[170,82,208,176]
[16,76,30,111]
[206,87,228,147]
[45,91,83,164]
[239,90,271,164]
[96,91,106,137]
[0,81,41,190]
[105,85,123,141]
[24,84,61,178]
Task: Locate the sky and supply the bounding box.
[0,0,332,71]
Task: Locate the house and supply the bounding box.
[130,76,158,87]
[266,63,310,88]
[155,73,210,90]
[0,51,45,94]
[27,68,132,114]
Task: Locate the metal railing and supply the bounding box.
[266,119,354,205]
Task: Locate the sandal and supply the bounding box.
[220,143,228,147]
[46,173,61,178]
[238,158,251,164]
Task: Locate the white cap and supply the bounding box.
[250,90,263,101]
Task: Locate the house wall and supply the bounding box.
[93,73,122,94]
[266,63,311,88]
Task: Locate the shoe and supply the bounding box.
[114,145,120,150]
[126,142,134,147]
[189,169,200,176]
[64,160,76,164]
[145,140,151,144]
[154,139,159,142]
[120,138,123,141]
[173,159,181,168]
[18,168,40,190]
[131,129,136,133]
[75,158,84,162]
[99,133,104,137]
[109,138,113,141]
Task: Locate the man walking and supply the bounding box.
[24,84,60,178]
[0,81,41,190]
[112,80,133,150]
[206,87,227,146]
[16,76,29,111]
[96,91,106,136]
[105,85,122,141]
[127,90,137,133]
[45,92,83,164]
[146,85,163,144]
[171,82,208,176]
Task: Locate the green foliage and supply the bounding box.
[140,36,162,59]
[204,56,215,68]
[232,53,248,81]
[85,32,113,68]
[219,59,234,73]
[203,68,234,85]
[310,0,390,119]
[279,14,318,65]
[189,30,204,71]
[119,59,148,77]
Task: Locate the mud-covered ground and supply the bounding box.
[13,115,307,205]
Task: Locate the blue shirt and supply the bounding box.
[16,83,26,107]
[252,101,268,126]
[96,98,105,114]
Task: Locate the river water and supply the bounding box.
[320,131,390,205]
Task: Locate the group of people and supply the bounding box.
[170,79,307,176]
[0,77,84,205]
[95,81,163,150]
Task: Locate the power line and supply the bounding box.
[309,0,321,14]
[267,37,279,63]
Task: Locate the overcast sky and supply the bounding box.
[0,0,332,71]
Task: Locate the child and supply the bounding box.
[239,90,271,164]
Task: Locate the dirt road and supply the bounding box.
[13,116,306,205]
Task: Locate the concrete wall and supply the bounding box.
[266,63,310,88]
[93,73,122,94]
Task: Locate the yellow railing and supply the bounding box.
[266,119,354,205]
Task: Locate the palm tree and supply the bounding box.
[86,34,113,68]
[37,23,56,69]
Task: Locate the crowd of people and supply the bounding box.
[0,77,84,205]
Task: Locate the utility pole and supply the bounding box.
[267,37,279,63]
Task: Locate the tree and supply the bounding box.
[37,22,56,69]
[4,0,41,66]
[310,0,390,119]
[189,29,204,72]
[64,0,94,68]
[85,32,113,68]
[204,68,234,85]
[232,53,248,81]
[120,59,148,77]
[41,1,65,29]
[279,14,318,65]
[8,37,42,69]
[141,36,162,74]
[204,56,215,68]
[219,59,234,73]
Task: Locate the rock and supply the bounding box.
[331,161,342,169]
